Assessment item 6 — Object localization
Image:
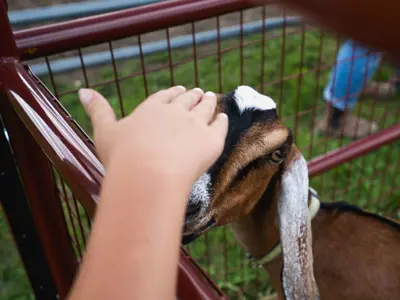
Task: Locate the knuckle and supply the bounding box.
[148,88,169,101]
[190,89,203,98]
[151,89,167,98]
[172,86,185,94]
[203,99,215,112]
[184,92,200,104]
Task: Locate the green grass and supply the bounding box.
[0,211,35,300]
[1,27,399,299]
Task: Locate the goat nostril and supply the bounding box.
[186,202,202,218]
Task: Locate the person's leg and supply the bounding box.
[316,39,382,138]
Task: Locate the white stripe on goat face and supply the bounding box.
[234,85,276,113]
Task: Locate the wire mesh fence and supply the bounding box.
[54,170,92,263]
[8,2,400,299]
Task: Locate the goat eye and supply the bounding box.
[271,149,284,163]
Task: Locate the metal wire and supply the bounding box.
[319,33,342,192]
[307,29,325,159]
[259,7,266,93]
[278,8,287,118]
[23,6,399,298]
[108,41,126,117]
[137,34,149,98]
[78,48,90,89]
[293,22,306,141]
[59,177,83,260]
[166,27,175,86]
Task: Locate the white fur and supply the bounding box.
[278,155,318,299]
[234,85,276,113]
[188,173,211,211]
[308,189,321,220]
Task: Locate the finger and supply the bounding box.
[146,85,187,104]
[210,113,229,139]
[191,91,217,121]
[79,88,117,130]
[170,88,204,109]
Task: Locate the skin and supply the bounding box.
[67,86,228,300]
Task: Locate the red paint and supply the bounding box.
[0,0,18,58]
[15,0,257,60]
[178,248,227,300]
[0,60,78,299]
[308,124,400,177]
[0,57,226,299]
[2,0,400,299]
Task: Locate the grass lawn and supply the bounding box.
[1,25,399,299]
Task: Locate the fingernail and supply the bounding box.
[79,88,94,105]
[205,91,216,97]
[175,85,186,91]
[193,87,204,94]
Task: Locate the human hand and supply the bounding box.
[78,86,228,185]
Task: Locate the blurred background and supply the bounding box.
[2,1,399,299]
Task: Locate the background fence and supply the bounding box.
[1,1,399,299]
[9,0,167,28]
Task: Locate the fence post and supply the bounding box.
[0,1,78,298]
[0,117,59,299]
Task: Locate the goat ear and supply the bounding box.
[277,148,320,300]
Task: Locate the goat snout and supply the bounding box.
[185,173,212,222]
[186,202,202,219]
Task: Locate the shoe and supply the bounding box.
[314,103,379,139]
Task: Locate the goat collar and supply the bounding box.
[247,186,321,267]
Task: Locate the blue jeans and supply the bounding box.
[323,39,382,111]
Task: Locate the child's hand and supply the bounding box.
[78,86,228,185]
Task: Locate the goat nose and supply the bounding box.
[186,202,202,218]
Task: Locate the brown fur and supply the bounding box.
[256,207,400,300]
[227,142,400,299]
[195,93,400,299]
[213,124,288,199]
[210,122,288,226]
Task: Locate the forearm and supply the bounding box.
[68,147,191,300]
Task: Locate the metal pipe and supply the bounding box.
[0,103,59,300]
[308,124,400,178]
[0,61,79,300]
[0,0,18,58]
[30,17,301,76]
[0,57,227,300]
[15,0,259,60]
[9,0,166,27]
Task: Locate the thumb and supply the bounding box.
[79,88,116,130]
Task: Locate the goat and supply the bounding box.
[182,86,400,300]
